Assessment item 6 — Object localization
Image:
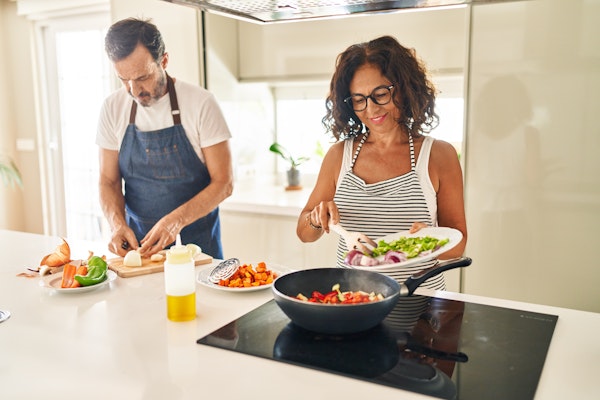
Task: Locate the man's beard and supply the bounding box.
[133,72,167,107]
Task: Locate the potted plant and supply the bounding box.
[0,155,22,188]
[269,142,309,189]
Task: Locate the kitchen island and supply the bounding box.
[1,229,598,400]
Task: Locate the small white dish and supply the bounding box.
[197,264,291,293]
[40,270,117,293]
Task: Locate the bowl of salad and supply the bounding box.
[272,268,400,335]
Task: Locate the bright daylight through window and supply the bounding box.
[54,28,112,242]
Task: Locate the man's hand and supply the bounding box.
[138,214,183,256]
[108,225,139,257]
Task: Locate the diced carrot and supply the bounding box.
[212,262,276,289]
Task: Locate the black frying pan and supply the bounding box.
[272,257,471,335]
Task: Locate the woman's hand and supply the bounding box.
[310,200,340,234]
[409,221,429,233]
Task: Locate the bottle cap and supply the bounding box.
[166,234,192,264]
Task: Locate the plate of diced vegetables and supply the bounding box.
[344,227,463,271]
[197,261,290,292]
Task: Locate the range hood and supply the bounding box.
[161,0,505,24]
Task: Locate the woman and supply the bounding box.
[297,36,467,290]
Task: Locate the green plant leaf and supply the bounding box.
[269,142,309,168]
[0,157,23,188]
[269,142,292,163]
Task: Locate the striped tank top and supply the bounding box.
[333,133,445,291]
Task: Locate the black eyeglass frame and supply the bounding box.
[343,85,395,112]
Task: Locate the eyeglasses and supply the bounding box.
[343,85,394,112]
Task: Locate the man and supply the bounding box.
[97,17,233,258]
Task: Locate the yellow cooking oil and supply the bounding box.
[167,292,196,322]
[164,234,197,322]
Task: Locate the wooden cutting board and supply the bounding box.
[108,251,213,278]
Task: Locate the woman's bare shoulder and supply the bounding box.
[323,140,346,162]
[430,138,460,160]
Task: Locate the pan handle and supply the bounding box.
[401,257,472,296]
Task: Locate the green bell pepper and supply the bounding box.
[74,255,108,286]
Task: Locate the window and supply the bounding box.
[273,84,332,175]
[429,75,465,157]
[36,12,113,241]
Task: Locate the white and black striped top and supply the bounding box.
[333,134,445,290]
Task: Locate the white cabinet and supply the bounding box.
[220,209,338,270]
[218,7,468,81]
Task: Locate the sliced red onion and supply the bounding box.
[383,251,407,264]
[344,250,364,266]
[359,255,379,266]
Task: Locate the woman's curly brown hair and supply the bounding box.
[322,36,438,141]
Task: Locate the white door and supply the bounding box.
[35,11,114,241]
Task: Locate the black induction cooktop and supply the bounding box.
[197,295,557,400]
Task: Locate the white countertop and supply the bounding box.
[1,229,598,400]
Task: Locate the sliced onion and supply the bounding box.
[123,250,142,267]
[383,251,407,264]
[359,255,379,266]
[344,250,364,266]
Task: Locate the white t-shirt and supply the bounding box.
[96,79,231,163]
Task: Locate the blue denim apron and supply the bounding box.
[118,75,223,258]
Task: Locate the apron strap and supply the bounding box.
[166,73,181,125]
[129,100,137,124]
[128,73,181,125]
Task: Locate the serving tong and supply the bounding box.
[207,258,240,284]
[329,222,377,254]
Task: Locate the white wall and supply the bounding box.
[0,0,39,232]
[463,0,600,312]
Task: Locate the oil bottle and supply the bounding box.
[164,234,196,321]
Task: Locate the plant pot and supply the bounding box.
[286,168,302,190]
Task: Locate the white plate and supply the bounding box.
[197,264,290,293]
[40,270,117,293]
[347,227,462,271]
